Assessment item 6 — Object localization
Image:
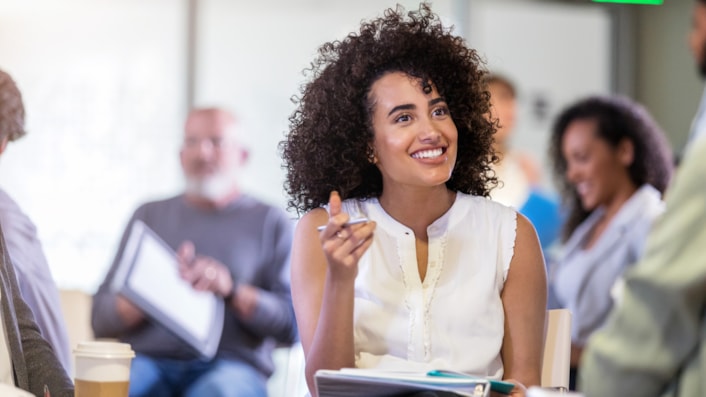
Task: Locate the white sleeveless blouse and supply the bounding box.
[340,192,517,379]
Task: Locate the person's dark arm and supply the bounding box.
[91,211,147,338]
[227,207,298,344]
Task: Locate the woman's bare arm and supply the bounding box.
[500,213,548,391]
[290,193,375,396]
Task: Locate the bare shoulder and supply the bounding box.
[511,212,546,273]
[515,212,538,240]
[504,211,547,317]
[292,208,329,269]
[296,207,329,235]
[291,208,331,278]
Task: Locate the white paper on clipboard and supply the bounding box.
[112,220,224,359]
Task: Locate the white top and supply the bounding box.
[0,291,14,386]
[340,193,517,379]
[550,184,664,346]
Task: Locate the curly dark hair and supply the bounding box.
[279,3,497,214]
[549,95,673,241]
[0,69,26,143]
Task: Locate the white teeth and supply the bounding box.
[412,148,443,159]
[576,183,589,196]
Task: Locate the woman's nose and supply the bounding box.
[419,118,441,143]
[565,163,578,183]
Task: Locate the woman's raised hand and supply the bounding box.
[318,191,375,280]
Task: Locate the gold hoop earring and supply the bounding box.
[367,148,377,164]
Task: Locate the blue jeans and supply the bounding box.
[129,354,267,397]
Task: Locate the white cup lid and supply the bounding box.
[74,341,135,359]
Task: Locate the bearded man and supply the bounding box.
[92,108,297,397]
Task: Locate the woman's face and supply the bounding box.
[689,2,706,78]
[561,119,634,211]
[487,81,516,146]
[368,72,458,192]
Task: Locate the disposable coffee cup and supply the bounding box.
[73,341,135,397]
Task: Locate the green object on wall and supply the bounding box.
[592,0,663,4]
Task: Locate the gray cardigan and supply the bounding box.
[0,225,73,396]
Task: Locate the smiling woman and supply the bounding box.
[546,95,674,390]
[367,72,458,196]
[279,4,548,397]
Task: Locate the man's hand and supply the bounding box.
[115,295,146,328]
[230,283,259,318]
[177,241,234,298]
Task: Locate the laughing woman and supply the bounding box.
[547,95,673,390]
[280,4,547,397]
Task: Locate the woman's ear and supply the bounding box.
[367,145,377,164]
[617,138,635,167]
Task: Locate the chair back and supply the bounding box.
[541,309,572,390]
[58,289,95,352]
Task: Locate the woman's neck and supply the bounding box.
[584,182,639,250]
[601,182,639,223]
[378,185,456,236]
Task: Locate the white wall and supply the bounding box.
[0,0,186,291]
[0,0,610,293]
[194,0,459,209]
[468,0,611,187]
[195,0,611,203]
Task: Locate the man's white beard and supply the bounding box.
[184,172,238,202]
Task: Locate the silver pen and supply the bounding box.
[316,217,369,231]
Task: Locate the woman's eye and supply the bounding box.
[432,106,449,117]
[395,114,412,123]
[572,152,590,163]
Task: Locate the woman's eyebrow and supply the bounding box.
[387,104,415,116]
[429,97,446,106]
[387,97,446,117]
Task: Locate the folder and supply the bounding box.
[110,219,224,359]
[315,368,493,397]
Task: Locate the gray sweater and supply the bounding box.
[92,194,297,376]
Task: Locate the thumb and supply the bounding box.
[328,191,342,218]
[177,241,195,264]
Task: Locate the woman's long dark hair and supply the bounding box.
[280,4,498,215]
[549,95,673,241]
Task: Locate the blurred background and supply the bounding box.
[0,0,695,292]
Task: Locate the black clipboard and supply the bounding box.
[111,219,224,359]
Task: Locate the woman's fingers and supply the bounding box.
[328,191,342,217]
[497,379,526,397]
[318,191,352,239]
[324,222,375,259]
[319,191,376,276]
[176,241,195,269]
